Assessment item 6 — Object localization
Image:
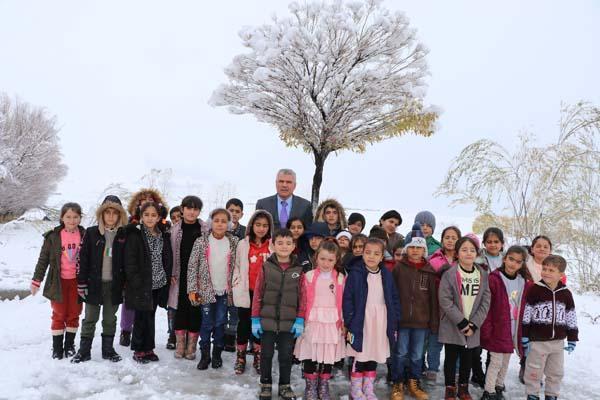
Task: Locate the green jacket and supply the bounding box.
[32,225,86,302]
[426,236,441,257]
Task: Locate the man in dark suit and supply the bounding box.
[255,168,313,229]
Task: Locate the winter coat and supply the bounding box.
[187,231,239,306]
[428,248,456,272]
[167,219,208,309]
[438,264,491,348]
[314,198,347,236]
[393,258,439,332]
[342,261,401,353]
[32,225,86,302]
[123,223,172,311]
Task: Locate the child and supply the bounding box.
[343,238,401,400]
[391,231,438,400]
[287,216,307,256]
[294,240,346,400]
[476,227,505,271]
[124,201,173,363]
[231,210,274,375]
[315,199,347,236]
[392,241,404,264]
[187,208,239,370]
[343,234,368,272]
[299,221,329,272]
[72,196,127,363]
[521,255,578,400]
[438,236,491,400]
[480,245,533,400]
[31,202,85,359]
[348,212,366,235]
[336,230,352,259]
[526,236,566,286]
[428,226,461,272]
[369,225,396,271]
[226,198,246,240]
[167,196,205,360]
[251,229,305,400]
[170,206,182,225]
[378,210,404,255]
[404,211,441,256]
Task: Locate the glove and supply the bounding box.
[290,317,304,338]
[30,280,41,296]
[564,341,576,354]
[77,284,88,300]
[521,337,530,357]
[251,317,263,339]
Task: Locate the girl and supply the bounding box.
[336,230,352,259]
[438,236,491,400]
[315,199,348,236]
[343,234,368,272]
[348,212,366,235]
[480,246,533,400]
[378,210,404,255]
[343,238,401,400]
[294,241,346,400]
[526,235,566,284]
[124,201,172,363]
[188,208,239,370]
[287,216,306,247]
[232,210,274,375]
[31,202,85,359]
[476,227,505,271]
[298,221,329,272]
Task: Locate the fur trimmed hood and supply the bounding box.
[127,188,168,218]
[314,198,347,230]
[96,200,128,235]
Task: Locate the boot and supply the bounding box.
[52,334,64,359]
[234,344,247,375]
[480,392,497,400]
[362,371,377,400]
[407,378,429,400]
[457,384,472,400]
[211,345,224,369]
[526,396,540,400]
[391,382,404,400]
[166,332,176,350]
[253,343,261,374]
[544,397,557,400]
[64,331,76,358]
[350,373,366,400]
[444,386,457,400]
[259,383,272,400]
[470,373,485,389]
[196,345,211,370]
[101,334,122,362]
[278,384,297,400]
[119,330,131,347]
[71,336,93,363]
[133,351,149,364]
[317,373,332,400]
[494,386,505,400]
[174,331,187,359]
[185,332,199,360]
[519,362,526,384]
[224,333,236,352]
[304,373,319,400]
[144,350,159,362]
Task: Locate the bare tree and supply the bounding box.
[140,168,173,200]
[210,0,437,210]
[0,94,67,217]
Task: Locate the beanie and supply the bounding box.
[465,232,481,250]
[403,223,428,256]
[414,210,436,233]
[336,230,352,242]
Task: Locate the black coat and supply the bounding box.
[77,226,126,305]
[255,194,313,229]
[123,224,172,311]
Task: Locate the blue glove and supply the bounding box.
[290,317,304,338]
[251,317,263,339]
[521,337,530,357]
[564,341,576,354]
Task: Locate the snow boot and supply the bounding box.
[224,333,236,352]
[480,391,497,400]
[174,330,186,359]
[144,350,159,362]
[52,334,64,359]
[278,384,297,400]
[526,396,540,400]
[444,386,457,400]
[197,345,211,370]
[259,383,272,400]
[519,362,526,384]
[457,384,473,400]
[185,332,199,360]
[318,373,332,400]
[71,336,93,363]
[101,334,121,362]
[350,373,366,400]
[362,371,377,400]
[64,331,76,358]
[133,351,149,364]
[408,378,429,400]
[166,332,176,350]
[119,330,131,347]
[212,345,224,369]
[234,344,247,375]
[544,397,557,400]
[304,373,319,400]
[391,382,405,400]
[252,343,261,374]
[494,386,505,400]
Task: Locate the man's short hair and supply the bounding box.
[543,255,567,272]
[276,168,296,180]
[273,228,294,241]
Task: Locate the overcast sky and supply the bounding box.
[1,0,599,230]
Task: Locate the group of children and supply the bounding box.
[30,189,579,400]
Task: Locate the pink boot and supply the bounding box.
[304,372,319,400]
[350,372,366,400]
[318,373,332,400]
[362,371,377,400]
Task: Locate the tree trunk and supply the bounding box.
[311,151,329,214]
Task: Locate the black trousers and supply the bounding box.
[444,344,475,386]
[174,292,202,332]
[260,331,294,384]
[303,360,333,375]
[131,289,159,352]
[353,360,377,372]
[237,291,260,346]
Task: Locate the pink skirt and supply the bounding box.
[294,306,345,364]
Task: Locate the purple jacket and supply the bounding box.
[480,269,532,356]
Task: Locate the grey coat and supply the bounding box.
[255,194,313,229]
[438,264,491,348]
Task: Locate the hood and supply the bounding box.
[247,209,275,239]
[96,200,128,235]
[314,198,347,230]
[127,188,168,218]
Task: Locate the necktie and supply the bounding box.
[280,200,289,228]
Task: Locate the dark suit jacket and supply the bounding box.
[255,194,313,229]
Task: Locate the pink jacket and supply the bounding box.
[428,248,456,272]
[304,269,345,328]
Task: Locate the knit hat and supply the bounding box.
[465,232,481,250]
[336,230,352,242]
[102,195,122,206]
[380,210,402,225]
[348,212,366,230]
[305,221,330,239]
[404,223,428,256]
[414,210,436,233]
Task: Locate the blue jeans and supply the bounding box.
[426,331,443,372]
[393,328,428,381]
[200,294,228,348]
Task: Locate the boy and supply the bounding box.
[347,212,366,235]
[298,221,329,271]
[521,255,578,400]
[226,198,246,240]
[379,210,404,255]
[169,206,182,225]
[251,229,305,400]
[73,195,128,363]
